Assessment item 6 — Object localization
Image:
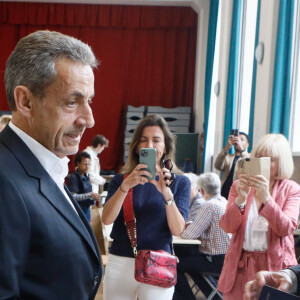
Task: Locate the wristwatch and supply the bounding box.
[165,196,174,206]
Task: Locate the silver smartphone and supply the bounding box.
[139,148,157,180]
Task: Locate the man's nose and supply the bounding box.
[77,104,95,128]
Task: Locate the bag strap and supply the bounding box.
[122,175,138,256]
[122,175,176,257]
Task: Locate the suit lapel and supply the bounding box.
[0,126,100,261]
[64,185,100,259]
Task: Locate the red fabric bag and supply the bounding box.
[122,181,178,288]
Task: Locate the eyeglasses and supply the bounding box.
[80,163,91,166]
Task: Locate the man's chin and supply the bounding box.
[67,145,80,156]
[55,145,79,158]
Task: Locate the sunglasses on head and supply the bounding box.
[163,159,175,187]
[163,159,173,171]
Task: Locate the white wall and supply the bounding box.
[252,0,279,145]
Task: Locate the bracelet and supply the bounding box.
[119,184,128,194]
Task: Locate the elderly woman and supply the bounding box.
[0,114,12,132]
[183,173,205,222]
[218,134,300,299]
[102,114,190,300]
[173,173,230,300]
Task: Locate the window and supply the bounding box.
[236,0,258,133]
[204,0,222,172]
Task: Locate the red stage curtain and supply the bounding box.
[0,2,197,172]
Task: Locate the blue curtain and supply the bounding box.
[248,0,261,152]
[270,0,294,138]
[202,0,219,172]
[223,0,243,150]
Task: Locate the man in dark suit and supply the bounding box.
[68,151,101,222]
[243,266,300,299]
[0,30,102,299]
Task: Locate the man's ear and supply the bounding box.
[14,86,35,118]
[200,188,205,196]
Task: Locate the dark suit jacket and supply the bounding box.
[67,169,95,210]
[0,126,102,300]
[289,264,300,295]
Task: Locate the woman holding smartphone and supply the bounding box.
[102,114,190,300]
[218,134,300,299]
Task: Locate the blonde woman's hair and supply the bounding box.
[0,114,12,125]
[121,114,181,174]
[251,133,294,180]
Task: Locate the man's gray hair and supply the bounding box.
[198,172,221,196]
[5,30,99,110]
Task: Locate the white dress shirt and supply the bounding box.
[9,122,77,212]
[84,146,105,192]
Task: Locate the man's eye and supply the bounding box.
[67,101,77,107]
[88,99,93,105]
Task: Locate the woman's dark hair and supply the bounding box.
[121,114,181,174]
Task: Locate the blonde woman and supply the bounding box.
[218,134,300,299]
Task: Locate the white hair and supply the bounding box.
[198,173,221,196]
[183,173,199,189]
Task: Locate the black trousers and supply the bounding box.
[173,246,224,300]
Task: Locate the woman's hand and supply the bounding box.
[236,174,250,204]
[121,164,152,192]
[247,175,270,205]
[150,165,172,198]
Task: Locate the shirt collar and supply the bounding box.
[75,168,88,180]
[87,146,98,157]
[9,122,69,181]
[207,193,222,201]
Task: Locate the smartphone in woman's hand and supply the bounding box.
[139,148,157,180]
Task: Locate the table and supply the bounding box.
[173,236,201,245]
[99,175,114,193]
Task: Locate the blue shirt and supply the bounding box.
[105,173,190,257]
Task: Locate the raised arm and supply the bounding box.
[102,165,152,225]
